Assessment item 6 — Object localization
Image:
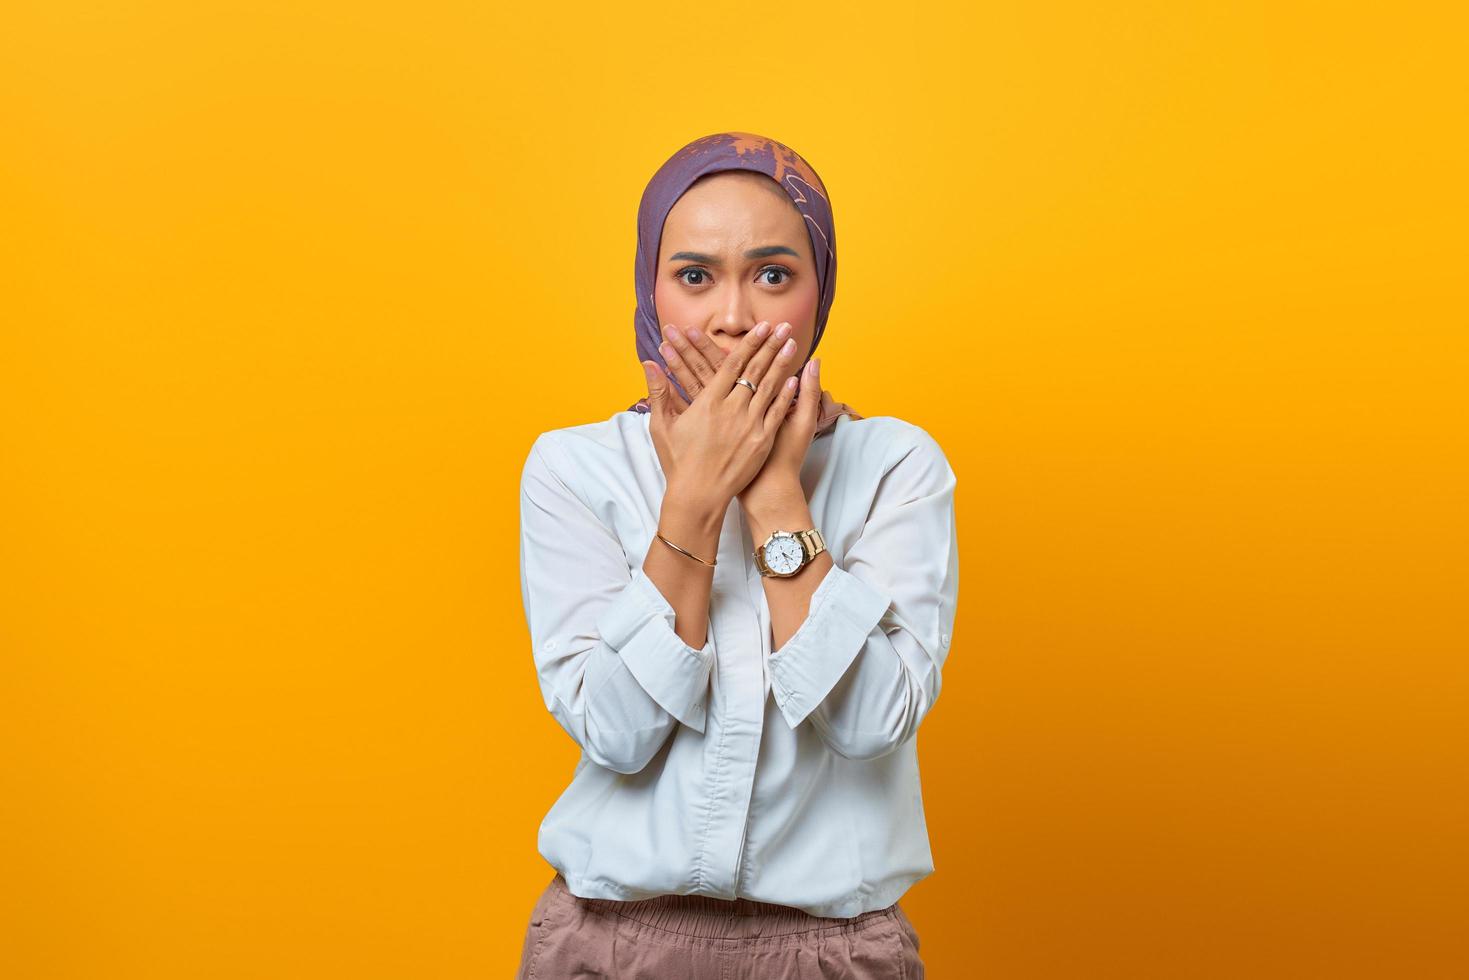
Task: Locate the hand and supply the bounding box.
[652,321,822,509]
[743,350,820,505]
[639,320,802,519]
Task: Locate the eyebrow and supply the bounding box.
[667,245,801,265]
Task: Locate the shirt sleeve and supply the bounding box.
[519,433,717,775]
[765,424,959,761]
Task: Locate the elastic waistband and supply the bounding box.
[550,874,892,939]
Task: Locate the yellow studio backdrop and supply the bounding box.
[2,2,1465,977]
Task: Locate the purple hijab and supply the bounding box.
[625,132,861,436]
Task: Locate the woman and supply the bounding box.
[516,132,957,979]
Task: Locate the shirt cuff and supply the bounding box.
[595,566,716,733]
[767,564,892,730]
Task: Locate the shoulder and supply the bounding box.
[834,414,953,479]
[522,411,652,495]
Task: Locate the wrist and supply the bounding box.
[741,484,812,542]
[661,484,729,538]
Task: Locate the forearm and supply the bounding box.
[743,483,834,651]
[644,486,726,649]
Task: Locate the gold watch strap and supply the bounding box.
[795,527,826,560]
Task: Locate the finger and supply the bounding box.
[684,322,759,376]
[737,321,792,390]
[763,366,801,430]
[660,325,700,401]
[799,359,822,423]
[669,324,720,387]
[657,331,696,407]
[713,320,776,395]
[793,357,822,432]
[746,327,801,417]
[642,360,680,422]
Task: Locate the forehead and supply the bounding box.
[661,173,806,250]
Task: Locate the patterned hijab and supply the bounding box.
[625,132,862,437]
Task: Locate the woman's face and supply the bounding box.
[654,171,820,366]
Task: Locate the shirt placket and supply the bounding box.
[696,498,767,899]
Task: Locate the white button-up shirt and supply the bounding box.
[518,409,959,918]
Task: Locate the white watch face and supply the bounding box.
[763,536,804,575]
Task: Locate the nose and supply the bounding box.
[709,290,758,353]
[710,327,752,355]
[711,319,768,356]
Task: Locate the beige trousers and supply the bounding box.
[515,872,924,979]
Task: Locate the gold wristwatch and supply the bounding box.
[753,528,826,578]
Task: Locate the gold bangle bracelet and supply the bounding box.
[656,532,717,567]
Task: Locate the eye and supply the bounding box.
[673,265,794,288]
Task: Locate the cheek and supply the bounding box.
[784,284,820,357]
[653,279,697,327]
[786,287,818,331]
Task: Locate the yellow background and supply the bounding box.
[3,2,1465,977]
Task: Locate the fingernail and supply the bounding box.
[659,342,674,358]
[684,327,701,341]
[756,321,770,338]
[781,338,795,356]
[776,322,792,340]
